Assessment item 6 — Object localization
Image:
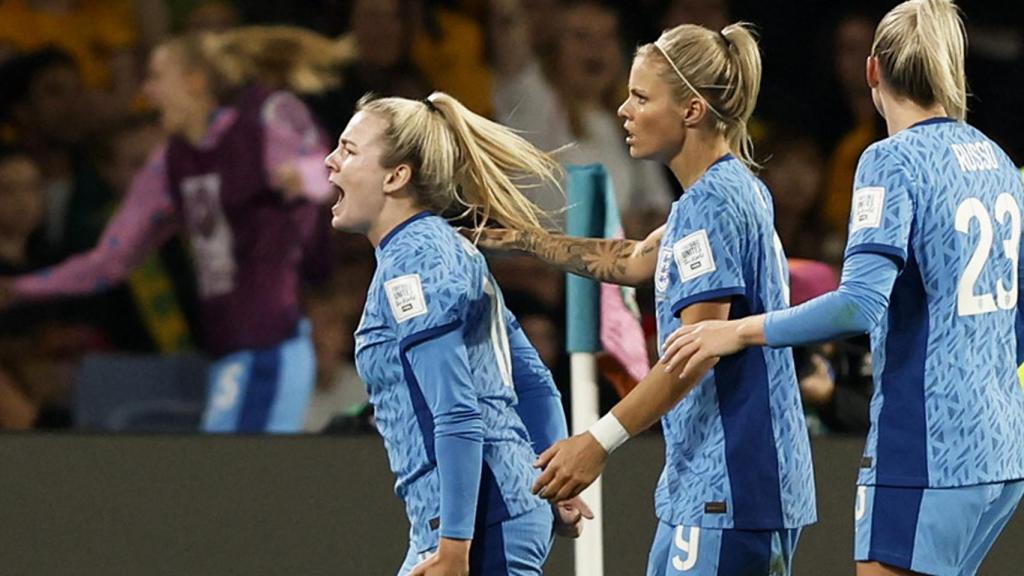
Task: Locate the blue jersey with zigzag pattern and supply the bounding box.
[652,155,816,530]
[354,212,544,553]
[848,118,1024,488]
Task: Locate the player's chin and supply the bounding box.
[330,212,349,231]
[627,145,652,160]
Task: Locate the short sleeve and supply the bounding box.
[844,145,914,268]
[666,192,747,317]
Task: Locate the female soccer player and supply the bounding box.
[476,21,816,576]
[661,1,1024,574]
[0,27,348,432]
[326,92,588,576]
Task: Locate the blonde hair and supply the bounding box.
[164,26,355,102]
[638,22,762,168]
[872,0,967,120]
[357,92,561,236]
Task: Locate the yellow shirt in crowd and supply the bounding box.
[0,0,138,88]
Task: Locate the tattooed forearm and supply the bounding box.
[519,232,641,284]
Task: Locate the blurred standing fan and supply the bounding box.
[74,353,208,432]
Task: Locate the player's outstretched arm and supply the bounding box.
[8,148,179,306]
[660,252,899,375]
[471,225,665,286]
[530,300,727,502]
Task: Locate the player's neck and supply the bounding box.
[882,98,949,136]
[367,202,426,248]
[181,98,217,146]
[668,132,732,191]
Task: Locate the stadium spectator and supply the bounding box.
[0,48,113,261]
[491,0,674,226]
[821,11,886,260]
[302,276,370,433]
[0,27,350,433]
[761,130,831,261]
[91,115,197,353]
[409,0,494,118]
[0,147,86,429]
[0,0,152,124]
[306,0,431,138]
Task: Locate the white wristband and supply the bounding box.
[587,413,630,454]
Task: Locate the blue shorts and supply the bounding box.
[646,521,801,576]
[201,319,315,433]
[854,481,1024,576]
[397,505,553,576]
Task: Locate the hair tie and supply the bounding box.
[422,97,440,113]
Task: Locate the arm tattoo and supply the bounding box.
[520,232,639,283]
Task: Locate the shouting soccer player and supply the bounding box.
[326,92,590,576]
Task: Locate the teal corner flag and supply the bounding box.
[565,164,608,353]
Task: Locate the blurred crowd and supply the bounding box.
[0,0,1021,434]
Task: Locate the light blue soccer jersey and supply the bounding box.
[848,118,1024,488]
[355,212,545,553]
[653,155,816,530]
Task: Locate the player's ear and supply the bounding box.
[681,96,707,128]
[865,55,881,89]
[383,163,413,194]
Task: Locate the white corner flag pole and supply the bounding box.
[571,353,604,576]
[565,164,608,576]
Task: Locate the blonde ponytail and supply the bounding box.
[872,0,968,120]
[357,92,561,236]
[720,23,762,169]
[165,26,355,102]
[428,93,561,234]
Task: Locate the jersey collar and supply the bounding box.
[909,116,957,129]
[378,210,433,250]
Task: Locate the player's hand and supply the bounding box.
[457,227,527,252]
[408,538,470,576]
[553,495,595,538]
[660,320,744,376]
[532,433,607,502]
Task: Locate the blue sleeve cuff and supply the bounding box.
[845,243,906,270]
[670,286,745,318]
[400,320,464,352]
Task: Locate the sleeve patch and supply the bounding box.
[385,274,428,323]
[851,187,885,232]
[673,230,717,282]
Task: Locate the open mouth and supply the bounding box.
[331,183,346,213]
